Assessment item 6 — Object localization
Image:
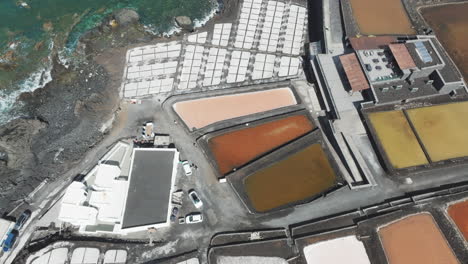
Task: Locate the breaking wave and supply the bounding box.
[193,2,219,28]
[0,64,53,124]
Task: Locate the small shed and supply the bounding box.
[153,134,172,147]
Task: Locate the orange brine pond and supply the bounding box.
[208,115,314,175]
[349,0,415,35]
[448,200,468,241]
[378,213,458,264]
[173,88,297,130]
[244,144,337,213]
[421,3,468,83]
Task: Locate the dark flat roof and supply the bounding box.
[406,40,442,69]
[122,149,175,229]
[373,78,438,103]
[428,38,463,83]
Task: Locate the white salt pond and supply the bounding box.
[29,248,68,264]
[303,235,371,264]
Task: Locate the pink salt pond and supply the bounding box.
[172,88,297,130]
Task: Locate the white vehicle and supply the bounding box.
[182,161,192,176]
[188,190,203,208]
[185,213,203,224]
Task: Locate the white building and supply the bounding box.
[58,163,127,231]
[57,141,179,235]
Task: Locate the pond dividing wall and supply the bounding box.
[172,88,297,130]
[208,115,314,175]
[349,0,415,35]
[244,143,337,213]
[421,3,468,82]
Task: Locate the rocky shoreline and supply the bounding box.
[0,5,217,213]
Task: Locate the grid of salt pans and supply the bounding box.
[126,61,178,80]
[70,248,99,264]
[212,23,232,46]
[30,248,68,264]
[124,78,174,97]
[123,42,181,97]
[252,53,276,80]
[179,45,205,90]
[278,56,300,77]
[283,5,306,55]
[122,2,308,98]
[103,250,127,264]
[234,0,262,49]
[187,32,208,44]
[127,42,181,63]
[227,50,251,83]
[258,1,285,53]
[203,48,227,86]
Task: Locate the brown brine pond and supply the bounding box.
[421,3,468,82]
[378,213,459,264]
[448,200,468,241]
[244,144,337,213]
[349,0,415,35]
[208,115,314,175]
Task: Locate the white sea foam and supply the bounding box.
[193,2,219,28]
[144,2,219,37]
[0,64,53,124]
[143,23,182,37]
[0,39,55,125]
[58,49,71,68]
[162,26,182,37]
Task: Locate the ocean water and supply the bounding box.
[0,0,216,124]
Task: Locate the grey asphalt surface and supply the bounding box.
[122,149,175,229]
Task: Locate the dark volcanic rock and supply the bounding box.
[0,6,145,214]
[80,9,152,55]
[113,8,140,27]
[0,118,47,207]
[0,149,8,162]
[0,118,47,170]
[0,54,119,212]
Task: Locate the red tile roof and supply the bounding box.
[389,44,417,70]
[339,53,370,92]
[349,36,397,50]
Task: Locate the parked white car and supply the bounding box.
[182,161,192,176]
[185,213,203,224]
[188,190,203,208]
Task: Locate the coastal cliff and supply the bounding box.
[0,8,152,213]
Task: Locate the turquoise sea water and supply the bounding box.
[0,0,216,123]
